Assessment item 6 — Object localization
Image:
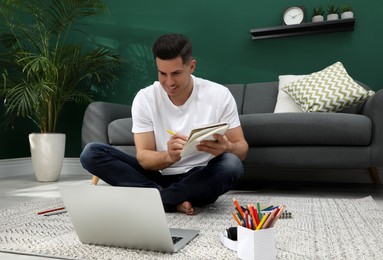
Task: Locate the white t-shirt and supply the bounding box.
[132,75,240,175]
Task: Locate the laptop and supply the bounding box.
[58,184,199,253]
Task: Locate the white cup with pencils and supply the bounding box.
[237,226,276,260]
[232,198,282,260]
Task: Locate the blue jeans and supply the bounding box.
[80,142,244,212]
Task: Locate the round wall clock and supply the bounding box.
[283,6,305,25]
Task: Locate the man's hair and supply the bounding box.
[152,34,193,64]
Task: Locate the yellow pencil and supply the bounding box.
[166,129,175,135]
[256,212,269,230]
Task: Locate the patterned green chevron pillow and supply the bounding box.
[282,62,375,112]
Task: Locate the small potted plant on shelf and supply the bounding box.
[327,5,339,21]
[312,7,324,22]
[341,5,354,19]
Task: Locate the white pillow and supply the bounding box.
[274,75,306,113]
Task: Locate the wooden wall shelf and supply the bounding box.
[250,18,355,40]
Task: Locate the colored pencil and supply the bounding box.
[233,198,245,218]
[37,207,65,215]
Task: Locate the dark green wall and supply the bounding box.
[1,0,382,159]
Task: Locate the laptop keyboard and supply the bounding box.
[172,236,182,244]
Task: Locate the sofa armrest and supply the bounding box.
[362,89,383,166]
[81,101,132,148]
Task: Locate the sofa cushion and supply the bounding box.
[282,62,375,112]
[240,113,372,146]
[225,84,246,114]
[242,82,278,114]
[108,118,135,145]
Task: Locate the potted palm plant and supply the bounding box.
[0,0,120,181]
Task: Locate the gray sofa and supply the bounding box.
[82,81,383,185]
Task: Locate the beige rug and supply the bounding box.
[0,194,383,259]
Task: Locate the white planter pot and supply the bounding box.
[327,14,339,21]
[341,11,354,19]
[29,133,66,182]
[312,15,324,22]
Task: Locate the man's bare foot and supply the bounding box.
[176,201,195,215]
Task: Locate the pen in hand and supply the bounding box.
[166,129,175,135]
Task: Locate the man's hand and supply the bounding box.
[167,133,187,162]
[196,134,229,157]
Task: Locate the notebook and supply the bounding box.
[58,184,199,253]
[181,122,229,157]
